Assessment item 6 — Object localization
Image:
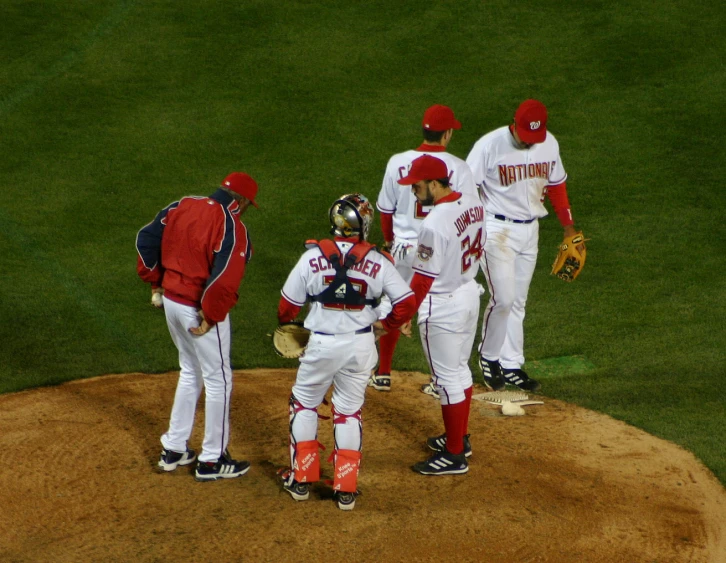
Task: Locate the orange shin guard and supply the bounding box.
[333,449,361,493]
[293,440,321,483]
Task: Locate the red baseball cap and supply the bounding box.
[422,104,461,131]
[397,155,449,185]
[222,172,259,208]
[514,99,548,144]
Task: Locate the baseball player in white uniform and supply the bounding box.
[277,194,416,510]
[466,99,583,392]
[371,104,478,396]
[397,155,485,475]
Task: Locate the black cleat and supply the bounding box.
[502,369,541,392]
[367,373,391,392]
[158,448,196,472]
[420,382,440,399]
[479,357,506,391]
[194,450,250,482]
[426,433,472,458]
[412,450,468,476]
[334,490,358,511]
[279,469,310,501]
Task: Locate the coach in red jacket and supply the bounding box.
[136,172,258,482]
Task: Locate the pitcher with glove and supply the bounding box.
[466,99,587,394]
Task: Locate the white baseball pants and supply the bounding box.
[161,297,233,463]
[478,218,539,370]
[417,280,480,405]
[290,331,377,451]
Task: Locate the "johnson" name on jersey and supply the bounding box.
[498,161,557,186]
[455,205,484,237]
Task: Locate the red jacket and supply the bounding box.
[136,189,252,323]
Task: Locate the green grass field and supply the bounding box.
[1,1,724,483]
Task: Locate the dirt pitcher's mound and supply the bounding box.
[0,369,724,563]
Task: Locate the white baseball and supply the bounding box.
[151,292,164,308]
[501,402,525,416]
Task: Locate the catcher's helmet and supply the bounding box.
[329,193,374,241]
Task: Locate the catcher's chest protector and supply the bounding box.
[307,239,379,307]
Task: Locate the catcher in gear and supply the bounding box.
[276,193,416,510]
[551,231,587,281]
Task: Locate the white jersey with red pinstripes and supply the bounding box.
[466,126,567,221]
[412,192,485,294]
[377,147,477,241]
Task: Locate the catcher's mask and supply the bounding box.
[328,193,374,241]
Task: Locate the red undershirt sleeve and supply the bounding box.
[380,212,394,243]
[410,272,435,309]
[277,296,302,324]
[546,182,574,227]
[380,294,417,332]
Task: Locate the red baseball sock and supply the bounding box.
[463,386,473,435]
[377,329,401,375]
[441,400,467,455]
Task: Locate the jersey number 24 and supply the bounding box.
[460,228,484,273]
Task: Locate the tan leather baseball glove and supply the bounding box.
[551,232,588,281]
[273,322,310,358]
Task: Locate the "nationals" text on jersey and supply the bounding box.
[498,161,557,186]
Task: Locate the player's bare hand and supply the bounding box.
[372,321,387,341]
[399,320,412,338]
[151,287,164,308]
[189,310,215,336]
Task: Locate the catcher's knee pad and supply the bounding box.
[292,440,321,483]
[331,404,362,424]
[288,394,319,436]
[332,404,363,451]
[289,393,312,417]
[332,449,361,493]
[289,394,330,421]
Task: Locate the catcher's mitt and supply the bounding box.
[551,232,588,282]
[273,322,310,359]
